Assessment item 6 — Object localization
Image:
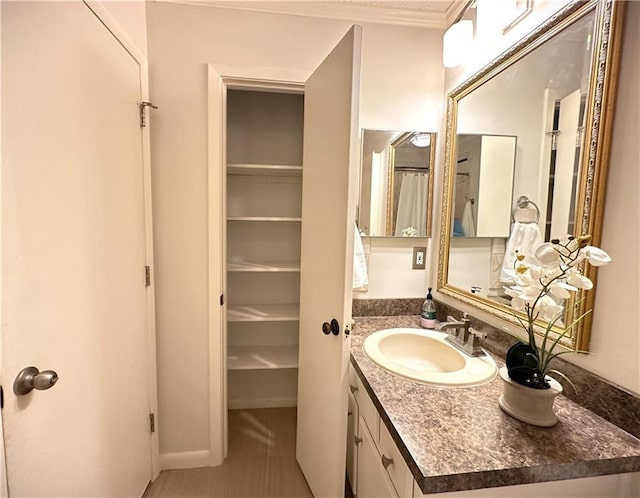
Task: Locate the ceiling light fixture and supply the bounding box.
[443,20,473,68]
[410,133,431,147]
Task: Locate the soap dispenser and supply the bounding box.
[420,287,437,329]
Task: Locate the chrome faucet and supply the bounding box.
[438,314,486,357]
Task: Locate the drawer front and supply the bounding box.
[379,419,413,498]
[355,375,379,441]
[348,362,359,389]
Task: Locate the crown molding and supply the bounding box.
[444,0,473,27]
[151,0,449,29]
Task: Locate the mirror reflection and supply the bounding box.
[358,130,435,237]
[437,0,624,350]
[447,11,593,303]
[452,134,517,238]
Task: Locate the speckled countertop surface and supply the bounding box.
[351,316,640,495]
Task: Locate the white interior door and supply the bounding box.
[296,25,362,498]
[551,88,581,239]
[2,2,152,496]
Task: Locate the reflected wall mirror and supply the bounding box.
[437,0,624,350]
[358,130,436,237]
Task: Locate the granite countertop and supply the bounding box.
[351,315,640,495]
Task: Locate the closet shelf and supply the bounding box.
[227,345,299,370]
[227,261,301,272]
[227,163,302,177]
[227,216,302,222]
[227,304,300,322]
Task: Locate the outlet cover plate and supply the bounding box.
[412,246,426,270]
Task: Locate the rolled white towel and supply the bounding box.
[353,224,368,291]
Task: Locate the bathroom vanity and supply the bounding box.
[348,316,640,497]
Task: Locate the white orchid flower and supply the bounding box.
[566,270,593,290]
[534,243,560,268]
[537,296,564,321]
[510,295,526,312]
[548,281,577,299]
[583,245,611,266]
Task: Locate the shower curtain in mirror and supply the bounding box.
[394,172,428,237]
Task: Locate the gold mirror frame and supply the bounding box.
[437,0,625,351]
[386,132,436,237]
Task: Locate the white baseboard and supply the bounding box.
[159,449,219,470]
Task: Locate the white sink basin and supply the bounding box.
[363,328,497,387]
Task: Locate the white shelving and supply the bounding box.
[227,163,302,177]
[225,88,303,410]
[227,345,299,370]
[227,260,301,272]
[227,304,300,322]
[227,216,302,222]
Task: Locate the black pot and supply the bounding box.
[505,342,550,389]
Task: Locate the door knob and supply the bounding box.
[13,366,59,395]
[322,318,340,336]
[321,319,340,335]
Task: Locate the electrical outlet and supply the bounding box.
[412,247,426,270]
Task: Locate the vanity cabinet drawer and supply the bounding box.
[354,376,379,440]
[379,418,413,497]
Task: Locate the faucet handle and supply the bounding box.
[469,327,486,339]
[467,328,487,356]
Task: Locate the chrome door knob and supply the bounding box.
[13,366,59,395]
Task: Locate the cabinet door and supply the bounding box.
[357,417,398,498]
[346,391,359,494]
[296,25,362,498]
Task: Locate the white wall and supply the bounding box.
[98,0,147,57]
[356,237,433,299]
[433,1,640,395]
[146,2,444,456]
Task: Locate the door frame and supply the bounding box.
[206,64,306,467]
[0,0,160,481]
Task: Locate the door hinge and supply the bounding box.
[145,266,151,287]
[139,101,158,128]
[150,413,155,433]
[220,294,224,306]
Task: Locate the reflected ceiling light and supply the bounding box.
[443,20,473,68]
[410,133,431,147]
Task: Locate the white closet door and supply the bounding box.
[2,2,152,496]
[551,88,582,239]
[296,25,362,498]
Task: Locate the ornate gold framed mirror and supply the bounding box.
[437,0,625,351]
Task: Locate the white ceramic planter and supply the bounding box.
[498,366,563,427]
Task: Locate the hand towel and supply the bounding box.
[461,199,476,237]
[353,224,369,291]
[500,221,543,282]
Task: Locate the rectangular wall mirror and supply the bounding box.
[358,130,436,238]
[437,0,624,351]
